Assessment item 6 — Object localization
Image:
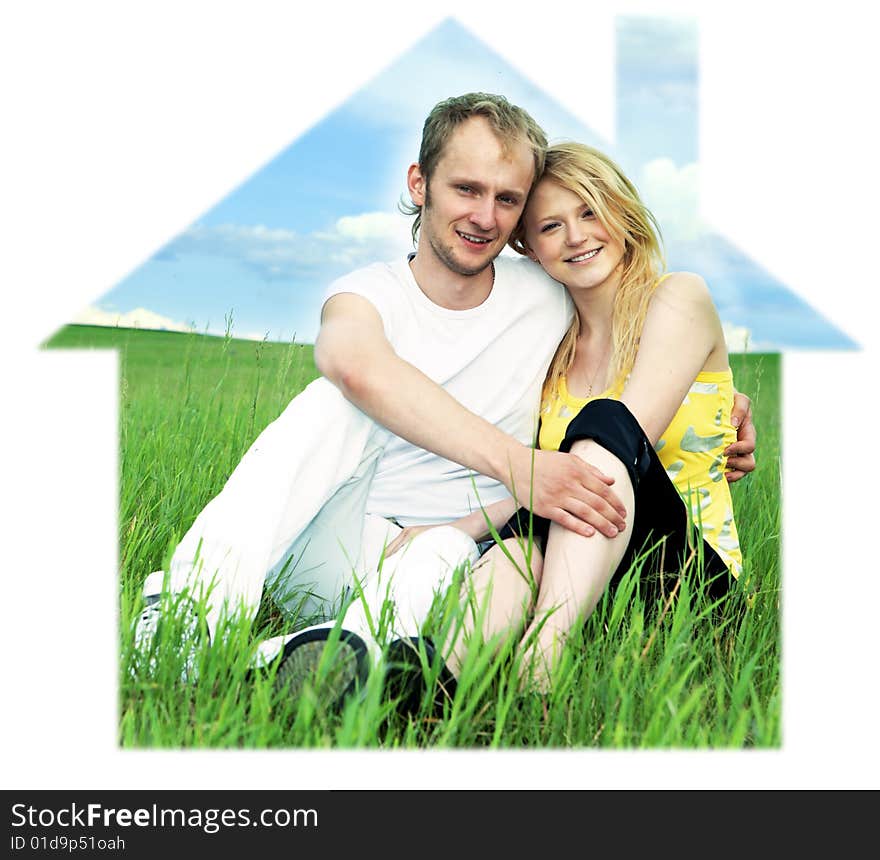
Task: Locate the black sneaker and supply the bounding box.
[273,627,369,713]
[385,637,457,716]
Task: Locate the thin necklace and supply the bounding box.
[584,335,612,397]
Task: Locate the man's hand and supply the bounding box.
[725,390,756,483]
[508,448,627,539]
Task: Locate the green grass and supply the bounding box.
[44,324,781,749]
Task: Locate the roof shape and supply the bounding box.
[61,16,857,351]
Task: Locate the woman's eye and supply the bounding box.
[540,222,559,233]
[582,208,595,219]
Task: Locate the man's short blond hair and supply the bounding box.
[401,92,547,243]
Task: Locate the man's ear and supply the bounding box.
[407,163,426,206]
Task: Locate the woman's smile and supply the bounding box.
[564,247,602,263]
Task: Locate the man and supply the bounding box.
[135,93,755,702]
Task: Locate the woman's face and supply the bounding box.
[523,179,625,292]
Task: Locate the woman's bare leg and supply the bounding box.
[519,440,635,691]
[443,537,544,678]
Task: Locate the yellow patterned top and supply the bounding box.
[538,369,743,577]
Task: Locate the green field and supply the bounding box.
[44,324,782,749]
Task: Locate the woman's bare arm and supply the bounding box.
[618,272,726,444]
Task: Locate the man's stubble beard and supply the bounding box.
[421,186,498,278]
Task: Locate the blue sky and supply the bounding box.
[78,16,856,351]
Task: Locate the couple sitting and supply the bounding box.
[135,92,755,707]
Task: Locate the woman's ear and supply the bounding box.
[407,163,426,206]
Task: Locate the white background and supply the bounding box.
[2,0,878,789]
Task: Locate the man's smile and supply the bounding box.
[456,229,494,246]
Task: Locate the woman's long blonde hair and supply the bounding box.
[510,142,666,397]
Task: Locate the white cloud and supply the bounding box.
[332,212,411,243]
[71,305,195,333]
[722,320,752,353]
[638,158,706,243]
[167,211,415,280]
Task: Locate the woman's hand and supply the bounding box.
[385,524,440,557]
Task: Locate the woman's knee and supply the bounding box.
[568,437,627,474]
[567,440,635,514]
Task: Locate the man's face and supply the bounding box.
[410,117,535,277]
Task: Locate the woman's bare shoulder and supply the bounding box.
[649,271,717,319]
[655,271,712,302]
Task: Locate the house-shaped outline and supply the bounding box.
[8,8,877,792]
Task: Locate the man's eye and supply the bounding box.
[498,196,517,206]
[458,185,474,193]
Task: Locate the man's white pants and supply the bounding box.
[144,513,481,667]
[255,514,481,666]
[137,375,481,666]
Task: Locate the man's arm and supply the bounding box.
[314,292,627,538]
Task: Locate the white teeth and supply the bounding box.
[568,248,600,262]
[458,231,491,244]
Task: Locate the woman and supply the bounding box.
[387,141,743,690]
